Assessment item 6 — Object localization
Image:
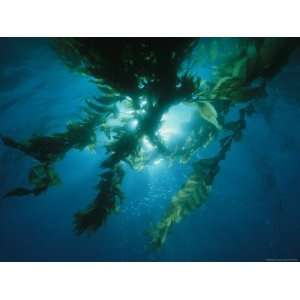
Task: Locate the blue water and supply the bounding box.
[0,38,300,261]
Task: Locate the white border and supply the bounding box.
[0,263,299,300]
[0,1,300,299]
[0,0,299,36]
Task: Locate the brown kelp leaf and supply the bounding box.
[74,164,125,235]
[197,101,222,130]
[29,164,61,191]
[149,169,211,250]
[232,57,248,81]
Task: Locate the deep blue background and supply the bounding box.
[0,38,300,261]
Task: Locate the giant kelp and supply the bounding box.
[1,114,100,196]
[1,38,299,248]
[149,103,255,248]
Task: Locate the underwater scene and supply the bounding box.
[0,37,300,261]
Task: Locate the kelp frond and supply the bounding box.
[149,104,256,249]
[0,114,101,198]
[0,116,99,164]
[2,163,61,199]
[74,164,124,234]
[193,38,297,104]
